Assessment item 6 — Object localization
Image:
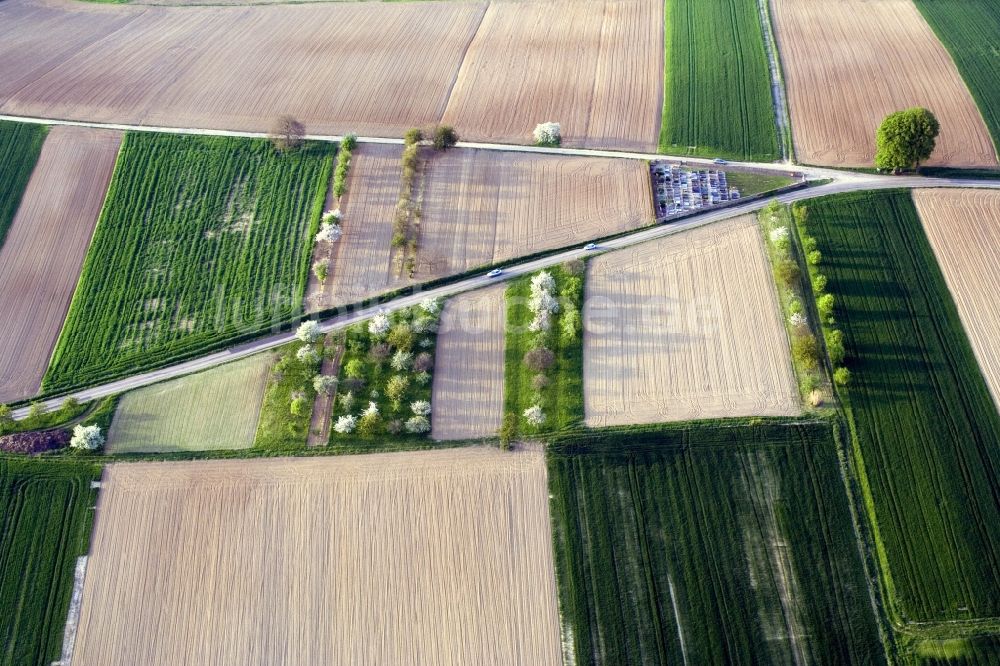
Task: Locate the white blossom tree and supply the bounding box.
[368,313,391,337]
[296,345,320,365]
[333,415,357,434]
[410,400,431,416]
[315,222,342,244]
[322,209,342,225]
[313,374,338,395]
[296,320,321,343]
[405,415,431,434]
[70,424,104,450]
[419,296,442,316]
[523,405,546,427]
[533,122,561,146]
[362,401,380,417]
[391,350,413,371]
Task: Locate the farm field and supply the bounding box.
[431,286,506,440]
[771,0,997,167]
[0,459,101,666]
[0,120,45,247]
[583,215,800,427]
[306,143,405,312]
[547,421,884,665]
[417,149,653,280]
[913,189,1000,411]
[660,0,778,161]
[441,0,662,151]
[0,126,121,403]
[106,355,272,453]
[44,132,331,392]
[915,0,1000,155]
[71,448,561,665]
[799,190,1000,622]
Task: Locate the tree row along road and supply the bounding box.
[10,168,999,420]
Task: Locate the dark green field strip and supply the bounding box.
[801,190,1000,622]
[44,133,332,392]
[914,0,1000,156]
[660,0,779,161]
[0,459,100,666]
[548,421,883,665]
[0,121,46,248]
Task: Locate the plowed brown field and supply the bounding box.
[417,148,653,279]
[442,0,662,150]
[772,0,997,167]
[913,188,1000,410]
[583,215,800,426]
[71,448,561,666]
[431,286,506,440]
[0,126,120,403]
[1,0,663,150]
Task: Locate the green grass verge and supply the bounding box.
[0,458,100,666]
[0,121,46,249]
[547,419,884,665]
[726,170,796,196]
[502,264,583,438]
[660,0,779,161]
[913,0,1000,158]
[43,132,333,393]
[799,190,1000,623]
[253,341,323,451]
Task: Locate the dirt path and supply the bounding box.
[306,336,343,447]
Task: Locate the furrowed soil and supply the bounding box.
[71,448,561,666]
[417,148,653,280]
[771,0,997,167]
[106,354,272,453]
[583,215,800,426]
[913,189,1000,411]
[0,126,121,403]
[442,0,663,150]
[431,286,506,440]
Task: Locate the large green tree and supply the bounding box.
[875,107,940,172]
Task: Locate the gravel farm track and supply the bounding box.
[0,126,120,403]
[913,188,1000,411]
[71,447,561,666]
[772,0,998,168]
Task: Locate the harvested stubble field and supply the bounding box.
[0,459,101,666]
[771,0,998,167]
[417,149,653,280]
[71,448,561,666]
[913,189,1000,412]
[45,132,331,392]
[0,126,121,403]
[431,286,506,440]
[442,0,662,150]
[547,421,883,665]
[583,216,800,427]
[802,190,1000,622]
[306,143,406,312]
[106,354,272,453]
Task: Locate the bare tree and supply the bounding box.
[270,115,305,152]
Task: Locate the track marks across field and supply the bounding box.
[106,354,272,453]
[431,286,506,440]
[71,448,561,666]
[0,126,120,403]
[418,148,653,279]
[772,0,997,168]
[583,215,799,427]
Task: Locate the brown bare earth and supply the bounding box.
[442,0,663,150]
[431,286,506,440]
[0,126,120,403]
[913,189,1000,410]
[0,0,663,150]
[71,448,561,666]
[306,143,407,311]
[583,215,800,426]
[417,148,653,279]
[772,0,997,167]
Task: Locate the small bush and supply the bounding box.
[290,395,308,416]
[774,259,800,288]
[532,373,550,391]
[833,366,851,386]
[340,133,358,152]
[312,261,329,282]
[403,128,424,145]
[344,358,365,379]
[811,273,827,295]
[498,413,516,450]
[431,125,458,151]
[826,329,846,365]
[524,347,555,372]
[807,250,822,266]
[808,389,824,407]
[413,352,434,372]
[792,333,820,371]
[817,293,836,323]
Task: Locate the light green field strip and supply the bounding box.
[106,354,272,453]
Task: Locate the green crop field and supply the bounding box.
[799,190,1000,623]
[0,458,100,666]
[44,132,332,392]
[548,420,883,665]
[660,0,779,161]
[914,0,1000,155]
[0,121,46,248]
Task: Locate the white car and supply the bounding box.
[712,158,727,165]
[486,268,503,278]
[583,243,598,251]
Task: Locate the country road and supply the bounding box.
[10,164,1000,420]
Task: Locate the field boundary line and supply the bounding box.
[756,0,792,162]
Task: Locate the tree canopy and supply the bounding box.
[875,107,940,172]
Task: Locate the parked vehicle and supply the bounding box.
[486,268,503,278]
